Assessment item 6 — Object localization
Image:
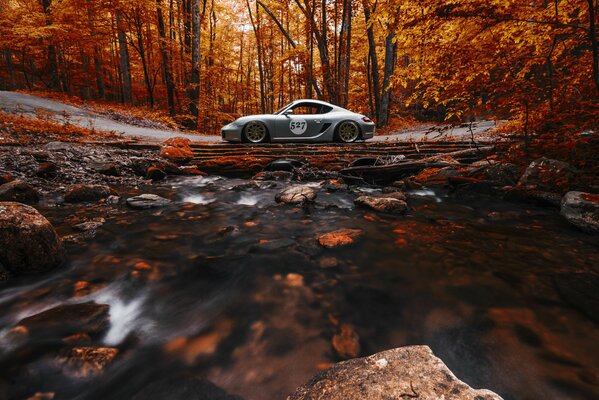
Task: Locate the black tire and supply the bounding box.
[243,121,269,143]
[335,121,360,143]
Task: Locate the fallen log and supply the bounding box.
[339,146,494,185]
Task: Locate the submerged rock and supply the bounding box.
[332,324,361,360]
[127,194,172,209]
[275,185,316,205]
[254,170,294,181]
[355,193,408,214]
[318,229,363,248]
[265,159,305,172]
[0,202,63,277]
[64,184,114,203]
[17,302,110,338]
[518,157,576,194]
[288,345,502,400]
[0,180,40,203]
[561,191,599,233]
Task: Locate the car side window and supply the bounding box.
[292,104,320,115]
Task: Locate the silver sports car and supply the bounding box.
[221,99,375,143]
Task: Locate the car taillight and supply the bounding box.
[362,117,373,123]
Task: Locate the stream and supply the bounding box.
[1,175,598,400]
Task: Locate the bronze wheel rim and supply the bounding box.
[339,122,359,142]
[246,122,266,143]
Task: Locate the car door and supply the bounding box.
[276,102,324,140]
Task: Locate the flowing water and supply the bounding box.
[1,176,598,400]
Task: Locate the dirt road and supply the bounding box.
[0,91,497,143]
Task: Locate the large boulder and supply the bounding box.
[0,202,64,277]
[161,137,194,165]
[288,345,502,400]
[0,180,39,204]
[518,157,576,194]
[561,191,599,233]
[64,184,114,203]
[275,185,317,205]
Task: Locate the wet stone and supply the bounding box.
[17,302,110,338]
[318,229,363,248]
[518,157,577,194]
[0,180,39,203]
[0,202,63,276]
[55,347,119,378]
[252,238,296,252]
[355,194,408,214]
[36,162,58,178]
[332,324,361,360]
[64,184,114,203]
[73,218,105,232]
[275,185,317,205]
[561,191,599,233]
[253,170,294,181]
[126,194,172,209]
[146,166,167,181]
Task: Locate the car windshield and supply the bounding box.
[273,102,294,115]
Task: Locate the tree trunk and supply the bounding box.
[379,31,397,127]
[41,0,61,91]
[157,0,176,115]
[188,0,204,118]
[116,11,133,103]
[588,0,599,94]
[363,1,380,122]
[86,0,105,99]
[135,19,154,107]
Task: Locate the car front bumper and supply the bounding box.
[362,124,375,140]
[221,124,243,142]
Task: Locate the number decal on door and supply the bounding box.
[289,119,307,135]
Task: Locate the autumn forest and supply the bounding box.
[0,0,598,135]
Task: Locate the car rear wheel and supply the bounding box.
[336,121,360,143]
[243,121,269,143]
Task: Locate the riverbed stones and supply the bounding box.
[0,180,39,203]
[0,172,14,184]
[518,157,576,193]
[17,302,110,338]
[318,229,363,248]
[355,193,408,214]
[146,165,167,181]
[36,161,58,178]
[561,191,599,233]
[275,185,317,205]
[0,202,64,277]
[126,194,172,209]
[254,170,294,181]
[288,345,503,400]
[64,184,114,203]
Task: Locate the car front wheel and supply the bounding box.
[336,121,360,143]
[243,121,269,143]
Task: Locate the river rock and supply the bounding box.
[0,202,64,277]
[275,185,316,205]
[288,345,503,400]
[146,166,167,181]
[94,162,120,176]
[0,180,40,203]
[318,229,363,248]
[127,194,172,209]
[265,159,305,172]
[17,302,110,338]
[414,167,462,186]
[64,184,114,203]
[132,377,243,400]
[483,163,520,186]
[36,162,58,178]
[55,346,119,378]
[160,146,194,165]
[560,191,599,233]
[518,157,576,194]
[0,172,14,184]
[355,193,408,214]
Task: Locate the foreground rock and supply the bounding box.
[17,302,110,338]
[127,194,172,209]
[355,192,408,214]
[275,185,317,205]
[288,345,502,400]
[160,137,194,165]
[0,202,63,278]
[0,180,39,203]
[561,191,599,233]
[318,229,363,248]
[518,157,576,194]
[64,184,114,203]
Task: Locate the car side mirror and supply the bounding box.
[284,109,294,115]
